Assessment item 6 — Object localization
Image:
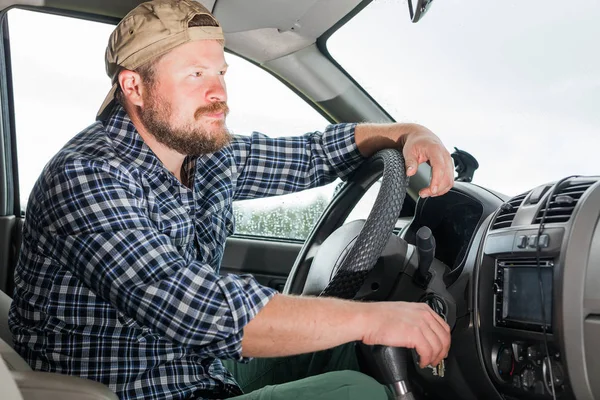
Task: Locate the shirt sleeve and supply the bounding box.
[229,123,365,201]
[37,158,276,360]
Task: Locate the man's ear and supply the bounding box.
[118,69,145,107]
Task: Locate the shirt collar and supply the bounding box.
[102,104,166,174]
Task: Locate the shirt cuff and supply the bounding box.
[322,123,366,180]
[206,274,277,361]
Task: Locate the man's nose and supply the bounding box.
[206,76,227,102]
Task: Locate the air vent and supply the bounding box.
[497,258,554,268]
[491,191,530,230]
[534,180,597,224]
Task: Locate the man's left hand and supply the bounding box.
[355,122,454,198]
[400,124,454,198]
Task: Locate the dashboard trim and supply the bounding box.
[472,212,505,400]
[561,181,600,400]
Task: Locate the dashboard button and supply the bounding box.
[517,235,527,248]
[528,235,538,248]
[538,234,549,248]
[527,345,543,365]
[512,341,526,362]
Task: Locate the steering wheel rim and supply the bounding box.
[284,148,409,298]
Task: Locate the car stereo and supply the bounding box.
[493,259,553,332]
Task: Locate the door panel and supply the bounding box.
[221,236,302,291]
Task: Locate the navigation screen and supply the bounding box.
[502,267,552,325]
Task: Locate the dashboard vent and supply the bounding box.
[534,180,597,224]
[497,258,554,268]
[491,191,530,230]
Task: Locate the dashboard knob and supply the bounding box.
[521,368,536,390]
[543,358,565,388]
[496,346,514,381]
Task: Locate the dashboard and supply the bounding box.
[405,191,483,271]
[399,177,600,400]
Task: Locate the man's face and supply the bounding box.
[139,40,231,156]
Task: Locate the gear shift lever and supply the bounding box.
[357,226,441,398]
[357,344,415,399]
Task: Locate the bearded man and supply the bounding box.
[9,1,453,399]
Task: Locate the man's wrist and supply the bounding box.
[354,122,416,157]
[350,300,376,344]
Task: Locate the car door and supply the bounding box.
[0,6,340,295]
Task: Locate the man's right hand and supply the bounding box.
[242,294,451,370]
[360,301,451,369]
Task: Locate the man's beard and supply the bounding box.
[139,90,232,156]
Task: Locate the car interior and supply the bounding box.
[0,0,599,400]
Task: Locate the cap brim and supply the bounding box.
[96,83,118,121]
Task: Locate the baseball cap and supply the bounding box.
[97,0,224,120]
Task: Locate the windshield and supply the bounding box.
[328,1,600,196]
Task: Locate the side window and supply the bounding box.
[225,59,338,241]
[8,8,338,240]
[8,9,114,210]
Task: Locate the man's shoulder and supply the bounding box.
[37,122,137,194]
[51,121,112,164]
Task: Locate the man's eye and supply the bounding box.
[192,72,202,77]
[219,70,227,76]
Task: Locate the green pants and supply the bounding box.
[222,343,393,400]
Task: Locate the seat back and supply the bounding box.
[0,356,23,400]
[1,290,117,399]
[0,289,12,345]
[12,370,119,400]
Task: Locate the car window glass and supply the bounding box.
[8,8,337,240]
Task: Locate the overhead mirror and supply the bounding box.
[408,0,434,23]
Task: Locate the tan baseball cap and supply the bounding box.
[97,0,224,120]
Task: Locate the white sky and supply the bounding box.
[7,0,600,211]
[330,0,600,196]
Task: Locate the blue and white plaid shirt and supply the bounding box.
[9,105,362,400]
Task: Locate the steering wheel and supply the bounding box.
[284,148,408,298]
[283,148,416,397]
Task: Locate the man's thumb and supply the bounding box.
[405,158,418,176]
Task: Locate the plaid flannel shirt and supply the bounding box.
[8,105,362,400]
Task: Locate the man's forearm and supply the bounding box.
[241,293,451,368]
[241,294,366,357]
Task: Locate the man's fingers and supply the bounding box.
[419,148,453,198]
[428,313,451,365]
[429,152,448,194]
[420,304,450,364]
[413,331,435,368]
[420,321,444,368]
[424,303,451,334]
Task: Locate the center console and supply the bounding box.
[479,229,569,399]
[494,258,553,333]
[474,179,600,400]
